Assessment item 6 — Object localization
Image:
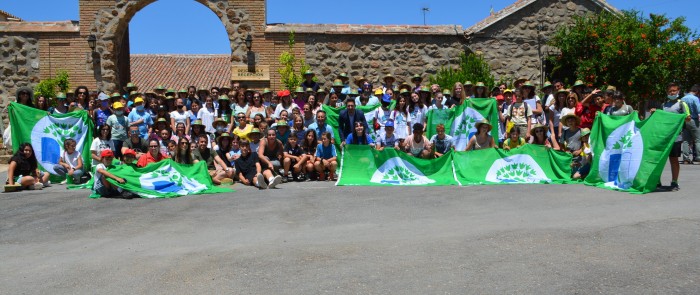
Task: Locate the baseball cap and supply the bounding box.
[100,150,114,158]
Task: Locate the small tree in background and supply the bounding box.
[278,31,310,91]
[34,70,70,101]
[549,10,700,105]
[429,52,495,93]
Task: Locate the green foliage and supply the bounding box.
[429,52,496,92]
[549,10,700,105]
[34,69,71,99]
[278,31,310,91]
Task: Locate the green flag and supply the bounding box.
[425,98,500,150]
[92,160,233,198]
[8,102,93,176]
[453,144,572,185]
[584,111,685,193]
[337,145,458,186]
[322,103,381,143]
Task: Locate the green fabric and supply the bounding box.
[337,145,458,186]
[425,98,500,150]
[8,102,93,178]
[90,159,233,198]
[453,144,573,185]
[322,103,382,146]
[583,111,685,193]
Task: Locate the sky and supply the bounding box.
[2,0,698,54]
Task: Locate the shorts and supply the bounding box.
[243,171,257,185]
[96,185,121,197]
[669,141,682,158]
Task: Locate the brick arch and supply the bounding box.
[87,0,252,92]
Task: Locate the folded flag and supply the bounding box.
[425,98,500,150]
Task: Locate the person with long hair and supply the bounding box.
[246,91,269,122]
[35,95,53,114]
[529,124,560,149]
[473,82,489,98]
[450,82,466,108]
[7,143,49,190]
[197,96,217,134]
[301,129,318,178]
[173,137,193,164]
[274,90,299,120]
[343,121,375,147]
[390,92,412,142]
[170,98,190,133]
[327,92,344,108]
[408,91,428,131]
[74,86,90,109]
[465,119,496,150]
[15,87,34,108]
[174,122,190,142]
[90,124,115,167]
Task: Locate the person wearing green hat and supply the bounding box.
[473,82,489,98]
[463,81,474,98]
[331,73,351,96]
[315,87,327,105]
[293,86,306,108]
[541,81,554,108]
[52,92,70,115]
[330,79,348,102]
[356,80,379,107]
[301,70,319,92]
[154,85,166,96]
[465,119,496,151]
[382,74,396,93]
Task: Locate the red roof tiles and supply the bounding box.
[129,54,231,91]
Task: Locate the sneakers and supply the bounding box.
[256,173,267,189]
[31,183,44,190]
[42,181,51,188]
[670,182,680,191]
[268,175,283,189]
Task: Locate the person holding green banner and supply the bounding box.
[402,123,431,159]
[465,119,496,151]
[651,82,691,191]
[93,149,131,198]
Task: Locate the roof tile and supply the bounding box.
[129,54,230,91]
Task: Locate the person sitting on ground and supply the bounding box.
[503,127,526,151]
[465,119,496,151]
[248,128,263,152]
[376,120,400,151]
[122,125,148,158]
[93,149,129,198]
[529,124,560,149]
[232,112,253,141]
[6,143,49,190]
[234,140,283,189]
[193,135,233,185]
[91,124,115,168]
[402,123,432,159]
[430,123,454,157]
[315,132,338,181]
[173,137,193,165]
[274,119,291,144]
[343,121,375,147]
[283,131,307,181]
[53,138,84,185]
[226,134,242,166]
[258,129,285,176]
[137,139,168,167]
[214,132,236,179]
[122,149,138,167]
[572,128,592,180]
[302,129,318,179]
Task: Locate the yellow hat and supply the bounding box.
[112,102,125,109]
[374,88,383,95]
[133,97,144,104]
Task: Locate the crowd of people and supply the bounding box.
[7,71,699,195]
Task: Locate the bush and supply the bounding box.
[278,31,310,91]
[548,10,700,104]
[429,52,496,92]
[34,69,70,99]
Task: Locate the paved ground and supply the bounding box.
[1,163,699,294]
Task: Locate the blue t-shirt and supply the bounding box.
[307,123,335,139]
[128,110,153,139]
[345,133,374,145]
[315,143,337,159]
[95,108,111,128]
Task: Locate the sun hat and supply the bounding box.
[475,82,486,88]
[513,78,527,88]
[316,88,326,93]
[419,86,430,92]
[213,118,227,127]
[572,80,585,87]
[474,119,493,132]
[156,117,167,123]
[443,89,452,96]
[303,70,314,76]
[294,86,304,93]
[112,102,124,109]
[100,149,114,158]
[155,85,166,91]
[129,90,138,98]
[399,89,410,95]
[262,88,272,94]
[192,119,204,126]
[374,88,384,95]
[126,82,137,90]
[133,97,144,104]
[464,81,474,86]
[178,88,187,94]
[332,79,344,87]
[337,73,349,80]
[250,128,262,134]
[411,74,422,82]
[541,81,553,90]
[216,132,231,144]
[348,89,359,97]
[197,86,209,93]
[275,120,288,128]
[521,81,535,89]
[355,77,368,87]
[218,95,230,101]
[383,74,395,82]
[110,92,121,99]
[305,87,314,93]
[580,128,591,137]
[56,92,67,100]
[561,113,581,126]
[166,88,176,94]
[529,124,547,137]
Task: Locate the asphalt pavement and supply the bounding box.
[1,163,699,294]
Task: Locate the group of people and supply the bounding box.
[7,70,699,195]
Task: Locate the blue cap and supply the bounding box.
[385,120,394,128]
[382,93,392,103]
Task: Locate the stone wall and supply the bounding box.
[0,34,40,108]
[266,24,466,88]
[465,0,605,86]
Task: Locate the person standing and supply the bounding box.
[651,82,691,191]
[338,99,368,145]
[681,84,700,163]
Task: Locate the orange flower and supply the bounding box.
[628,81,633,86]
[641,33,647,39]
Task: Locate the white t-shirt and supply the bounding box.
[90,138,115,166]
[170,110,189,126]
[62,150,81,169]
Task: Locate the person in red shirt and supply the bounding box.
[575,88,602,129]
[137,139,168,167]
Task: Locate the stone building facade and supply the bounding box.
[0,0,618,112]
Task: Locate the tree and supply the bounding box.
[278,31,310,91]
[549,10,700,105]
[34,70,70,101]
[429,52,495,92]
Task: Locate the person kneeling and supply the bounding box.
[235,140,282,189]
[93,150,134,198]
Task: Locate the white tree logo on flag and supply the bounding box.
[30,116,88,174]
[370,157,435,185]
[140,164,207,195]
[598,121,643,189]
[486,154,551,183]
[450,107,484,150]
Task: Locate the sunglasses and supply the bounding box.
[237,117,246,120]
[149,145,159,148]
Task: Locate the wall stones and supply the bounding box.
[303,34,465,87]
[0,33,39,122]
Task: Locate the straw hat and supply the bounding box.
[474,119,492,132]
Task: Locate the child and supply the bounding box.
[376,120,399,151]
[226,135,242,166]
[314,132,337,181]
[234,140,282,189]
[283,131,307,181]
[93,150,129,198]
[572,128,592,180]
[503,127,525,151]
[122,149,138,167]
[167,140,177,157]
[53,138,84,184]
[429,123,453,157]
